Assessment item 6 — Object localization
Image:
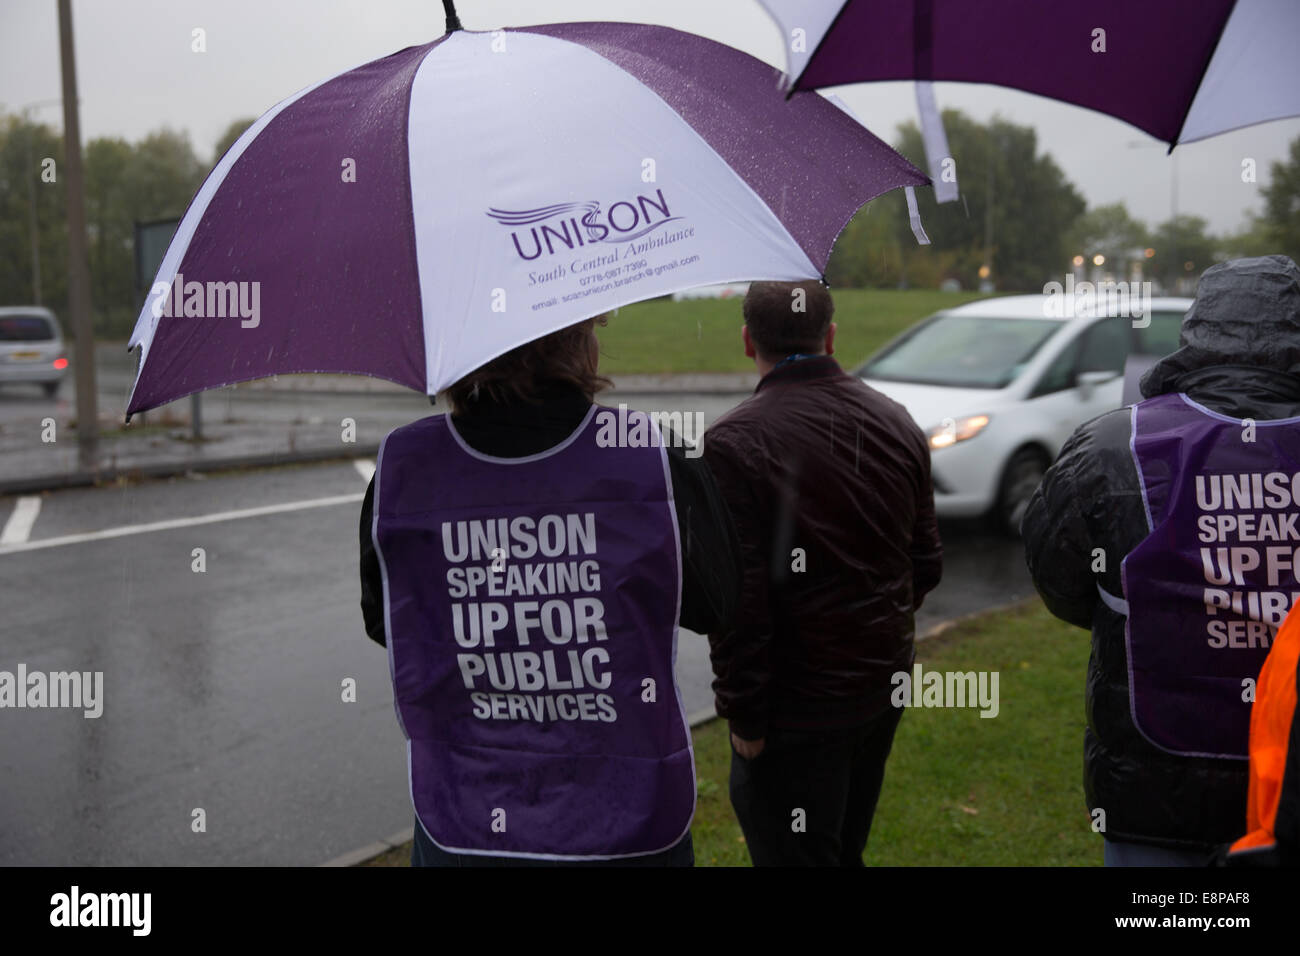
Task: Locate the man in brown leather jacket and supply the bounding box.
[704,280,942,866]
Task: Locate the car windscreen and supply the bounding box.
[0,315,55,342]
[858,314,1065,389]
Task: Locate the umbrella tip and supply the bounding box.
[441,0,463,32]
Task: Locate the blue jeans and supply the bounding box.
[411,818,694,867]
[1103,839,1209,867]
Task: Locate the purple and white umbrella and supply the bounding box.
[125,18,927,417]
[759,0,1300,202]
[760,0,1300,147]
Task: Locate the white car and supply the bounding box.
[0,306,68,397]
[856,294,1193,535]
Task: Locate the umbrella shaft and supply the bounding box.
[442,0,462,32]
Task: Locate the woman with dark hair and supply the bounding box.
[359,315,739,866]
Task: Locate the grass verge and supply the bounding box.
[597,289,996,376]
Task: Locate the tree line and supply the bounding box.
[825,111,1299,295]
[0,108,1296,338]
[0,115,251,338]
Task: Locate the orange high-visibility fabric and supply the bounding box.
[1231,605,1300,853]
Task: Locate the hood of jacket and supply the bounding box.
[1142,255,1300,401]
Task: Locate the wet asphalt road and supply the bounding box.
[0,392,1033,866]
[0,343,442,452]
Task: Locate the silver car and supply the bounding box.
[856,294,1193,535]
[0,307,68,397]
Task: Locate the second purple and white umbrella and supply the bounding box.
[126,19,928,417]
[760,0,1300,148]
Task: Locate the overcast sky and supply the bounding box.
[3,0,1298,238]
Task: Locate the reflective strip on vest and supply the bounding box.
[1097,582,1129,617]
[372,406,694,859]
[1122,393,1300,759]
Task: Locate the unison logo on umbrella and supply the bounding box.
[488,188,684,261]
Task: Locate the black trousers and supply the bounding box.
[730,706,904,866]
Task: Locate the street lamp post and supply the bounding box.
[1128,139,1179,294]
[57,0,98,472]
[981,128,1006,292]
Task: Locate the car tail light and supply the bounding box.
[53,357,68,370]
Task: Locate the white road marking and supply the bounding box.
[0,492,364,556]
[0,496,42,545]
[353,458,376,483]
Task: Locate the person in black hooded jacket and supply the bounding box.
[1022,255,1300,866]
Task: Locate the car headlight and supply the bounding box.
[928,414,991,450]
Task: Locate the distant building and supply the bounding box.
[671,282,751,301]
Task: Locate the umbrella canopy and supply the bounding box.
[126,21,927,417]
[760,0,1300,147]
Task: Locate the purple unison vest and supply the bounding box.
[371,405,694,859]
[1121,392,1300,759]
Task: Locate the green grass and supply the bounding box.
[595,289,996,375]
[362,598,1097,867]
[843,599,1095,865]
[691,599,1096,867]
